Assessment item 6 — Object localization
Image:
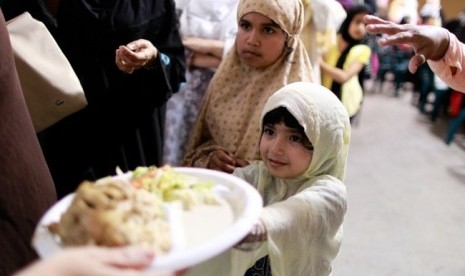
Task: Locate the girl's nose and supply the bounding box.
[246,30,260,47]
[270,137,285,155]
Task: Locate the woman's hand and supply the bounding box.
[364,15,450,73]
[115,39,158,74]
[15,246,187,276]
[207,150,249,173]
[14,246,155,276]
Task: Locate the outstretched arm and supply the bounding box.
[363,14,449,73]
[364,14,465,92]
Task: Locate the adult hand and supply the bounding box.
[13,246,180,276]
[116,39,158,74]
[364,15,450,73]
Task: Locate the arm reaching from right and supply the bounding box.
[364,15,465,92]
[364,15,449,73]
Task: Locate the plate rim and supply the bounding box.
[32,167,263,271]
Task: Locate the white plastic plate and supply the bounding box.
[32,167,263,271]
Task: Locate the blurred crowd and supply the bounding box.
[365,0,465,145]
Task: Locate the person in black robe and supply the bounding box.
[2,0,186,198]
[0,8,57,274]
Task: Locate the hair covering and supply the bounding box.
[183,0,314,167]
[338,4,372,46]
[185,82,350,276]
[238,82,349,275]
[260,81,350,182]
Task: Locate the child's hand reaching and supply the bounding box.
[234,219,267,251]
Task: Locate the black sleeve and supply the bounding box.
[148,0,186,95]
[1,0,57,30]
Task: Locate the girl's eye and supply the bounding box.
[239,21,251,30]
[263,26,275,34]
[302,140,314,151]
[289,135,302,142]
[263,126,275,136]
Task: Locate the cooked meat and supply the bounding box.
[49,180,171,254]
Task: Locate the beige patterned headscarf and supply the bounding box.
[183,0,314,167]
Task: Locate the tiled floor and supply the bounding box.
[333,82,465,276]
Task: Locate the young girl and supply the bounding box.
[183,0,314,173]
[320,4,372,122]
[186,82,350,276]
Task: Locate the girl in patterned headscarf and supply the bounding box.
[183,0,314,172]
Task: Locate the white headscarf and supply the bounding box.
[260,81,351,183]
[235,82,350,276]
[186,82,350,276]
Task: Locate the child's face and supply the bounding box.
[236,12,287,69]
[348,13,368,41]
[260,122,313,179]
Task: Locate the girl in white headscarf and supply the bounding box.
[186,82,350,276]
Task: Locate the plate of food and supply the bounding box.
[32,166,263,271]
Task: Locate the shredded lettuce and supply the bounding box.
[131,165,218,210]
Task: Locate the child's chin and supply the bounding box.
[267,169,295,179]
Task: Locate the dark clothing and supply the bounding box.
[5,0,186,198]
[0,9,57,275]
[244,256,272,276]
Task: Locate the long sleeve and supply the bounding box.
[182,89,224,167]
[260,177,347,276]
[149,0,186,96]
[0,9,57,274]
[428,31,465,93]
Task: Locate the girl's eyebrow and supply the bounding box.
[239,18,280,29]
[264,21,280,28]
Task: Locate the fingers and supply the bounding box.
[233,157,249,168]
[115,40,156,74]
[115,47,137,74]
[103,247,154,269]
[363,14,388,25]
[377,31,415,47]
[208,150,236,173]
[365,15,403,36]
[408,54,426,74]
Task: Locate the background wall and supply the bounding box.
[419,0,464,20]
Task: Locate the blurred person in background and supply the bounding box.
[300,0,346,84]
[2,0,186,199]
[0,8,56,275]
[320,4,373,123]
[163,0,239,166]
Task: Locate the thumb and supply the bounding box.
[408,54,426,74]
[127,39,147,52]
